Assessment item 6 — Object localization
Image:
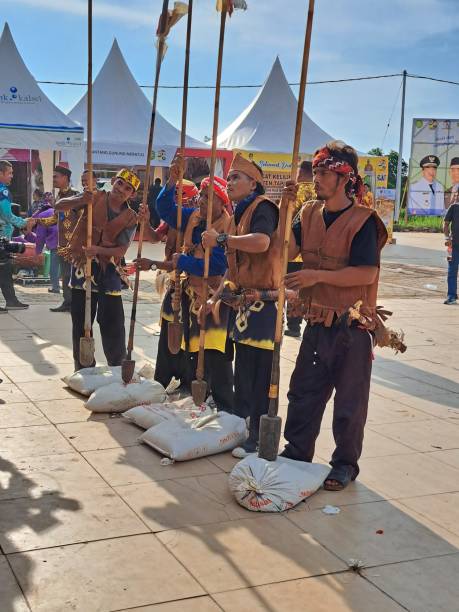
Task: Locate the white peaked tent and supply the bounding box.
[0,23,84,186]
[68,39,204,167]
[217,57,333,153]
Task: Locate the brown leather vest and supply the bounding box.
[64,192,137,268]
[299,200,387,327]
[182,209,231,296]
[57,188,79,249]
[226,196,281,290]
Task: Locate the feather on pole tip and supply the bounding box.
[216,0,248,14]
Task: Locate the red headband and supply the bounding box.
[313,147,364,202]
[200,176,233,214]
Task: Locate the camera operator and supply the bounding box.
[0,160,33,312]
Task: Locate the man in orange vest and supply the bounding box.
[281,140,387,490]
[202,154,281,457]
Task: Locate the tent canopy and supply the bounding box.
[68,39,204,167]
[0,23,83,152]
[217,57,333,153]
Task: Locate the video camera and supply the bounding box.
[0,237,26,258]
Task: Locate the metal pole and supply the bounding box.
[394,69,407,221]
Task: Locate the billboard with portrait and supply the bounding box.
[235,150,388,202]
[408,118,459,216]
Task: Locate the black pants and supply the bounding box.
[154,319,235,412]
[286,261,303,331]
[59,256,72,307]
[234,343,273,443]
[0,259,18,304]
[284,324,373,475]
[154,318,191,390]
[71,288,126,371]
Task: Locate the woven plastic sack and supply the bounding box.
[229,455,330,512]
[139,411,247,461]
[123,397,212,430]
[64,366,140,397]
[85,379,166,413]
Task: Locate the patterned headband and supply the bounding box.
[313,147,364,202]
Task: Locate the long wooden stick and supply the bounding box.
[79,0,95,367]
[168,0,194,354]
[264,0,315,439]
[123,0,170,381]
[192,5,228,401]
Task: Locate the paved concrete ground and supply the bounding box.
[0,233,458,612]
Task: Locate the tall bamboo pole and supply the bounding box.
[258,0,316,461]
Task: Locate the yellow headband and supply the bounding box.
[229,153,264,185]
[116,169,141,191]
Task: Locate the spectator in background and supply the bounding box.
[29,188,44,216]
[33,193,60,294]
[81,169,97,190]
[0,159,33,311]
[147,177,162,228]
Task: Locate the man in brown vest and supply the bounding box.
[55,169,145,371]
[137,157,234,412]
[202,153,281,457]
[281,141,387,490]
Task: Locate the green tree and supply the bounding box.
[368,148,408,189]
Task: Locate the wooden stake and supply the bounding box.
[258,0,316,461]
[122,0,170,383]
[79,0,95,367]
[191,4,228,406]
[168,0,194,355]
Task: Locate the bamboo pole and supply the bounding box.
[191,4,228,406]
[122,0,170,383]
[258,0,316,461]
[79,0,95,367]
[168,0,194,354]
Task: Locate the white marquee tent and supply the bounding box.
[68,39,204,168]
[217,57,333,153]
[0,23,84,188]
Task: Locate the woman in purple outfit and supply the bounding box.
[33,193,60,293]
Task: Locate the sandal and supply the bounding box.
[323,465,357,491]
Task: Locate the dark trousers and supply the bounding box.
[287,261,302,331]
[447,245,459,300]
[284,324,373,475]
[0,259,18,304]
[234,342,273,443]
[154,319,191,389]
[71,288,126,371]
[59,256,72,307]
[154,320,235,412]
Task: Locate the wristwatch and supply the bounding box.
[216,233,229,247]
[150,262,157,271]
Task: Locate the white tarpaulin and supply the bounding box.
[217,57,333,153]
[68,39,204,166]
[0,23,84,166]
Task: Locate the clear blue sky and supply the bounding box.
[3,0,459,159]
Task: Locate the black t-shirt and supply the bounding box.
[445,203,459,247]
[249,200,279,236]
[292,203,378,266]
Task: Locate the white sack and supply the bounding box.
[139,411,247,461]
[123,397,212,430]
[63,366,141,397]
[229,455,330,512]
[85,379,166,413]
